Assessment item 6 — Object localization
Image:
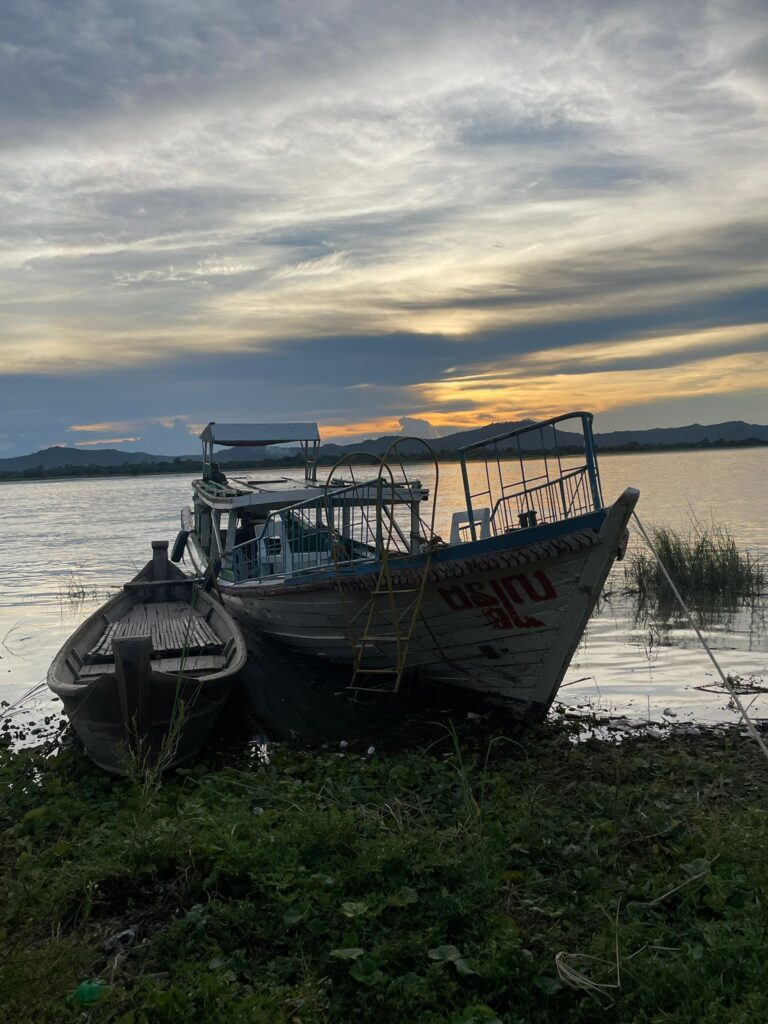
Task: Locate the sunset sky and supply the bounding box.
[1,0,767,456]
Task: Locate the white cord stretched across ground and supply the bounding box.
[631,511,768,763]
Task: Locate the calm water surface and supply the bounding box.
[1,449,766,726]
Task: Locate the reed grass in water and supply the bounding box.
[625,523,766,601]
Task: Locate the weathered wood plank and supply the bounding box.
[78,653,228,677]
[113,635,152,739]
[84,602,225,663]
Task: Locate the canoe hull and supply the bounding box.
[54,670,233,775]
[47,557,246,774]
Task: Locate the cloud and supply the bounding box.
[113,255,259,287]
[75,437,140,446]
[0,1,767,452]
[68,420,142,433]
[398,416,439,438]
[414,350,768,422]
[511,321,768,374]
[276,251,350,278]
[64,416,199,454]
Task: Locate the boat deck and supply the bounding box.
[77,601,228,678]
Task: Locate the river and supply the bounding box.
[1,448,766,728]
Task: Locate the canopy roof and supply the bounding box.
[200,422,320,447]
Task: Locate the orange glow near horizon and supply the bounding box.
[415,351,768,422]
[61,325,768,449]
[321,349,768,441]
[320,410,492,441]
[74,436,141,446]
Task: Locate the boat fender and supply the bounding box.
[171,530,189,563]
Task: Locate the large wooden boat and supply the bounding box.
[178,414,638,721]
[47,542,246,774]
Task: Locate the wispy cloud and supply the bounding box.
[415,350,768,422]
[514,322,768,372]
[68,421,142,434]
[75,436,140,446]
[0,1,767,452]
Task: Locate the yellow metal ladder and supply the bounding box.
[348,547,432,693]
[322,438,439,694]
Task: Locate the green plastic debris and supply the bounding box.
[68,979,107,1005]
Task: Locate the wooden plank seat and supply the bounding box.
[84,602,224,664]
[77,653,229,677]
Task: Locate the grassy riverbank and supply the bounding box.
[2,719,767,1023]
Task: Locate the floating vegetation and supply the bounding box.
[58,568,96,605]
[696,673,768,695]
[57,567,115,610]
[625,522,766,605]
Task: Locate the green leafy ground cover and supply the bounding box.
[1,720,767,1023]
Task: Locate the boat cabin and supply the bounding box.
[187,413,605,588]
[190,422,430,584]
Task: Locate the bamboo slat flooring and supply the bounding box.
[85,601,223,663]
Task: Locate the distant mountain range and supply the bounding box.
[1,419,767,476]
[302,419,768,460]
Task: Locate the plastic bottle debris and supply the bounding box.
[104,928,136,954]
[68,980,107,1005]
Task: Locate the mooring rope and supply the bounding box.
[632,511,768,762]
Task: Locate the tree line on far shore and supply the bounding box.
[0,437,765,482]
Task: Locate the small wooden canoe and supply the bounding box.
[47,541,247,774]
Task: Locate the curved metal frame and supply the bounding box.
[380,436,440,549]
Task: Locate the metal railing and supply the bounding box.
[458,412,603,542]
[229,474,423,584]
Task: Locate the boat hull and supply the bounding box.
[48,558,247,774]
[53,670,233,775]
[213,489,639,720]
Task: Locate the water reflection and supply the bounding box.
[630,588,766,636]
[562,577,768,724]
[57,570,118,616]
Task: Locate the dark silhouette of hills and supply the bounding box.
[596,420,768,447]
[1,420,766,478]
[0,446,179,472]
[215,418,768,462]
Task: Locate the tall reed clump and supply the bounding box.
[625,522,766,602]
